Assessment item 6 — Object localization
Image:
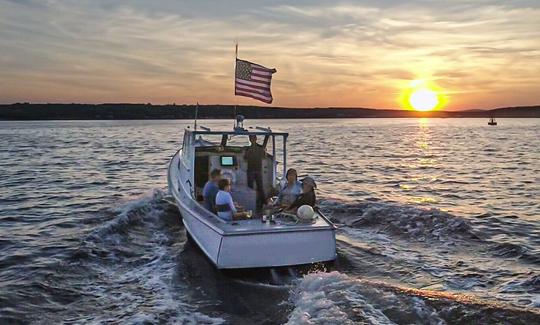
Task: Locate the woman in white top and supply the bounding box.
[215,178,248,221]
[275,168,303,207]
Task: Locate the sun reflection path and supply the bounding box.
[401,118,440,205]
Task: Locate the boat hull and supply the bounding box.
[217,228,336,269]
[180,204,222,264]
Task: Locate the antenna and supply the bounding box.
[194,101,199,130]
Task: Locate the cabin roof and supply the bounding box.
[185,127,288,137]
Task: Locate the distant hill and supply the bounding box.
[0,103,538,120]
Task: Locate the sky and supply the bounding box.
[1,0,539,110]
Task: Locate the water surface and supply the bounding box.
[1,118,539,324]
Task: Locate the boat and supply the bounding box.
[488,116,497,125]
[167,116,337,269]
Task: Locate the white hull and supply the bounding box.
[217,227,336,268]
[168,150,336,269]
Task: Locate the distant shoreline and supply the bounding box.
[1,103,539,120]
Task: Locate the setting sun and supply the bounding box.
[400,80,446,111]
[409,88,438,111]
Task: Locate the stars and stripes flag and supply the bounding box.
[235,58,277,104]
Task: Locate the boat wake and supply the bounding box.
[318,199,540,311]
[66,194,539,323]
[85,194,537,323]
[330,201,477,241]
[286,271,539,325]
[51,190,226,324]
[323,199,540,264]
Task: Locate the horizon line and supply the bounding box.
[2,102,540,112]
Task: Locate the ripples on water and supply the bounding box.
[0,119,539,324]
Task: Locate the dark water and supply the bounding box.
[1,119,539,324]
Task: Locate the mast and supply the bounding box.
[194,101,199,130]
[234,41,238,124]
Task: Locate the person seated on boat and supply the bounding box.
[215,178,249,221]
[202,169,221,213]
[286,176,317,212]
[244,135,266,211]
[275,168,302,207]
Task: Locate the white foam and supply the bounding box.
[332,201,475,242]
[286,272,393,325]
[85,189,169,242]
[287,271,451,325]
[76,190,226,324]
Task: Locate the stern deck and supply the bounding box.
[220,216,334,236]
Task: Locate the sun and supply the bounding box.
[409,88,438,111]
[400,79,446,111]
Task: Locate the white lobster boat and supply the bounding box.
[167,117,336,269]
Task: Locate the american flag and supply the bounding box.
[235,58,277,104]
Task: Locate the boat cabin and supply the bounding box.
[180,119,288,214]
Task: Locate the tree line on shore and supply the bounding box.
[0,103,538,120]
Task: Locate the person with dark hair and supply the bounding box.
[202,169,221,212]
[215,178,248,221]
[275,168,302,207]
[244,135,266,211]
[287,176,317,211]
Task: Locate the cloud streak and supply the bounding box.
[0,0,539,109]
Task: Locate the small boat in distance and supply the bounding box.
[167,116,337,269]
[488,115,497,126]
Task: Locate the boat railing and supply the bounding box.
[314,207,338,230]
[255,126,272,132]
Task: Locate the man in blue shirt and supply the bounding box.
[203,169,221,212]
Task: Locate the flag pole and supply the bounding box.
[234,41,238,123]
[194,101,199,130]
